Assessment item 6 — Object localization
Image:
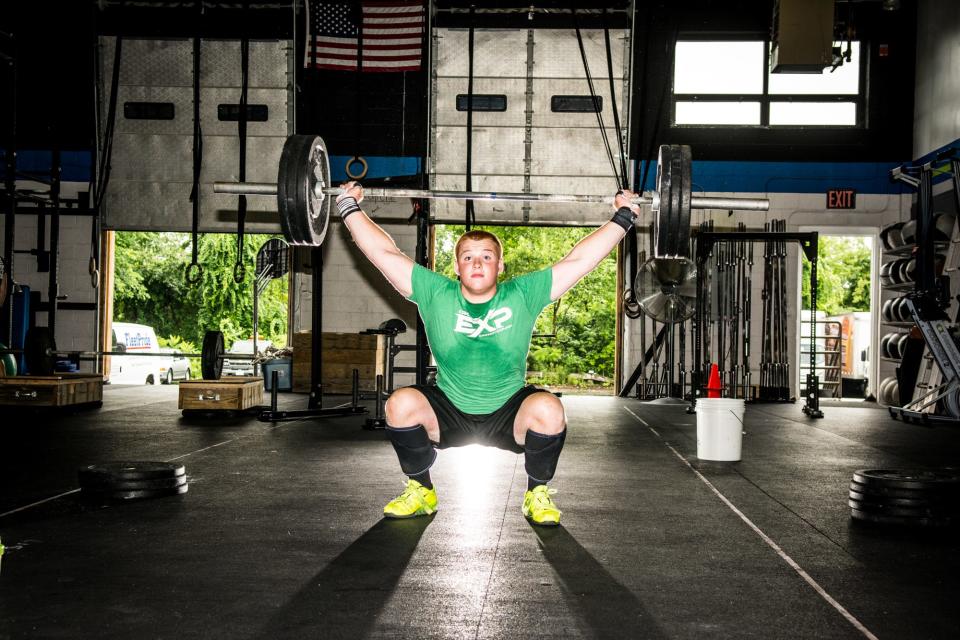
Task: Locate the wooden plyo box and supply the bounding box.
[0,373,104,408]
[178,377,264,411]
[292,332,385,393]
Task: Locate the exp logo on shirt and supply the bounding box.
[454,307,513,338]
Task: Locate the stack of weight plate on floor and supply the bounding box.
[78,462,188,500]
[849,469,960,527]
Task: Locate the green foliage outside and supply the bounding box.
[801,235,871,313]
[434,225,616,387]
[115,227,615,387]
[114,232,288,376]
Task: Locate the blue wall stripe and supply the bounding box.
[2,150,94,183]
[328,156,911,195]
[638,160,910,195]
[329,155,421,183]
[6,142,956,196]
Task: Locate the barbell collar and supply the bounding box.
[213,181,769,212]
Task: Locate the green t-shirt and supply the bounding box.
[409,264,553,414]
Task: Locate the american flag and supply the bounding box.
[305,1,424,72]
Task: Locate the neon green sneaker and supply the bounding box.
[522,485,562,526]
[383,479,438,518]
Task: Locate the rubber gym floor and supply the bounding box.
[1,385,959,639]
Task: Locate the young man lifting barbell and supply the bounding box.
[336,181,639,525]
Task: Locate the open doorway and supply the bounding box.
[433,225,617,394]
[105,231,288,385]
[799,233,874,400]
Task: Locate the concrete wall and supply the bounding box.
[913,0,960,157]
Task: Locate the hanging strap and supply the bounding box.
[90,36,123,289]
[464,8,476,230]
[601,10,628,186]
[233,35,250,284]
[572,10,622,190]
[352,2,364,159]
[186,35,204,285]
[598,11,637,307]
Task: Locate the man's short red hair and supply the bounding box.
[455,230,503,260]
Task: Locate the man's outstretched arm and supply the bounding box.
[338,181,416,298]
[549,190,640,301]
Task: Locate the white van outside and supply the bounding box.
[109,322,162,385]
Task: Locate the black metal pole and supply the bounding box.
[351,367,359,408]
[271,368,279,411]
[415,201,430,384]
[3,148,15,347]
[309,246,323,409]
[805,231,823,418]
[2,31,15,348]
[916,164,935,294]
[48,148,61,338]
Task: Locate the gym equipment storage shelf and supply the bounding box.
[0,373,104,408]
[883,241,949,257]
[884,282,920,293]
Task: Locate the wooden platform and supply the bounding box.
[0,373,104,408]
[178,376,264,412]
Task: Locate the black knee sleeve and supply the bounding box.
[524,429,566,484]
[387,425,437,476]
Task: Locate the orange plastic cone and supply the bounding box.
[707,364,722,398]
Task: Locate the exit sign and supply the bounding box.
[827,188,857,209]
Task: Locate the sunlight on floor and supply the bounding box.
[444,444,504,501]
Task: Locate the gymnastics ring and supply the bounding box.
[345,156,368,180]
[185,262,204,285]
[233,262,246,284]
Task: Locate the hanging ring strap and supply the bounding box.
[186,262,204,285]
[88,256,99,289]
[602,10,629,187]
[464,7,476,230]
[233,262,245,283]
[187,35,203,285]
[94,36,122,213]
[572,10,620,191]
[345,156,368,180]
[233,35,250,285]
[90,37,123,288]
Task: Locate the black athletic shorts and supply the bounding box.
[409,384,546,454]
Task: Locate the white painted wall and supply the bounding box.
[913,0,960,157]
[1,181,100,371]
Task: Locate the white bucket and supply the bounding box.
[696,398,746,462]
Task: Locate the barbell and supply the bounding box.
[214,135,770,254]
[4,328,244,380]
